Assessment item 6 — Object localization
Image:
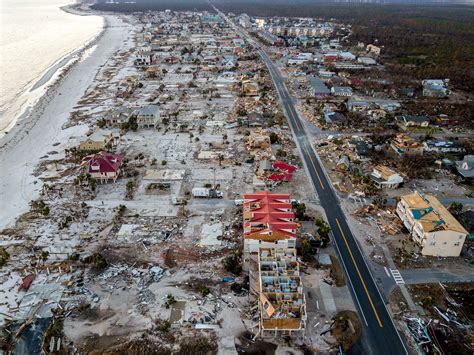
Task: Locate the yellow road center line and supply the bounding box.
[304,147,325,190]
[336,218,383,328]
[290,105,303,131]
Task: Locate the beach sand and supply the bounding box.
[0,13,132,230]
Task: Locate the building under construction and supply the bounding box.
[254,247,307,337]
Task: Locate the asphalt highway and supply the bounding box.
[259,50,409,355]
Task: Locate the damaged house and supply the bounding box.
[105,107,135,127]
[81,151,123,183]
[242,76,259,96]
[397,191,469,257]
[390,134,424,156]
[256,247,307,337]
[370,165,404,189]
[78,129,119,152]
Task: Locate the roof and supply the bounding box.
[268,172,293,182]
[392,134,422,148]
[347,100,371,108]
[425,140,462,149]
[87,129,114,142]
[456,155,474,178]
[373,165,398,181]
[243,191,298,239]
[82,151,123,174]
[423,79,448,89]
[138,105,160,116]
[398,115,430,123]
[332,86,353,94]
[272,161,297,173]
[307,76,330,94]
[400,192,468,234]
[355,141,369,155]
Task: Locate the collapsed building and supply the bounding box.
[256,247,307,337]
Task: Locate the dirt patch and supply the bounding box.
[330,310,362,352]
[236,331,278,354]
[329,255,346,287]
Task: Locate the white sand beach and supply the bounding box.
[0,14,132,230]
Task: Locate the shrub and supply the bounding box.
[0,247,10,267]
[165,294,176,309]
[156,320,171,332]
[269,132,279,144]
[223,250,242,275]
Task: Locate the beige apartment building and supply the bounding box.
[397,191,469,257]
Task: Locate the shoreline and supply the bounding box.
[0,3,105,143]
[0,9,132,230]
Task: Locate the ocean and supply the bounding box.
[0,0,103,134]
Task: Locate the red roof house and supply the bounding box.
[272,161,297,173]
[268,161,297,182]
[81,151,123,183]
[243,191,299,242]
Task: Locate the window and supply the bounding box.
[443,242,447,245]
[454,242,460,246]
[459,235,463,239]
[430,241,436,246]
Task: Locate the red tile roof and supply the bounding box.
[243,191,298,239]
[82,151,123,174]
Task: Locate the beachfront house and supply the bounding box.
[105,107,135,128]
[390,134,424,156]
[78,129,119,152]
[242,77,259,96]
[137,105,160,129]
[81,151,123,183]
[242,191,299,254]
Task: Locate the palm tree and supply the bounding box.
[218,154,224,166]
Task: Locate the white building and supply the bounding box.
[422,79,450,98]
[255,18,266,28]
[137,105,160,128]
[397,192,469,257]
[331,86,353,97]
[370,165,404,189]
